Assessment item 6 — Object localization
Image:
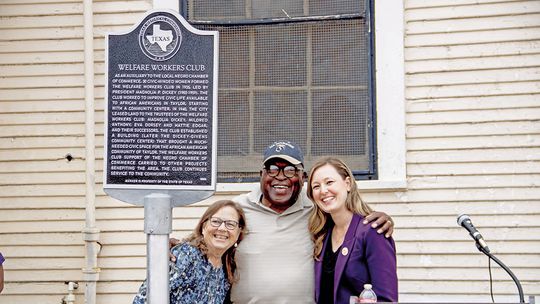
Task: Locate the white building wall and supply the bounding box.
[395,0,540,302]
[0,0,538,303]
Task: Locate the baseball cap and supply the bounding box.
[263,140,304,165]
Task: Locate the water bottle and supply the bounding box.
[359,284,377,303]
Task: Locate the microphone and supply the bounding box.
[457,214,490,253]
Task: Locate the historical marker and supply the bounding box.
[104,10,218,194]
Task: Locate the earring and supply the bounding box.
[234,242,238,248]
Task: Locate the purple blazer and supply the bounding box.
[314,214,398,303]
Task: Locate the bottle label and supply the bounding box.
[359,300,377,303]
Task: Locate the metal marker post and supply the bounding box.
[144,193,172,304]
[103,9,219,304]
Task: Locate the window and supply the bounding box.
[181,0,377,183]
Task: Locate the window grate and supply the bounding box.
[182,0,375,182]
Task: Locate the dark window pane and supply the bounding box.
[190,0,246,20]
[253,91,307,151]
[309,0,364,15]
[255,24,307,87]
[312,19,367,86]
[311,90,368,156]
[218,91,250,156]
[218,27,249,88]
[252,0,304,19]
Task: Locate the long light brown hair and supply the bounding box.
[307,157,373,259]
[184,200,247,284]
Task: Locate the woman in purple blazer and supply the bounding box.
[307,157,398,303]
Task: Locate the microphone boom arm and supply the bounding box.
[477,237,525,303]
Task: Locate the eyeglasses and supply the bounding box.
[264,164,301,178]
[209,217,240,230]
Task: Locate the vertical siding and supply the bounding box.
[395,0,540,301]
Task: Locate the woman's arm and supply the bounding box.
[364,229,398,302]
[169,243,200,290]
[132,243,198,304]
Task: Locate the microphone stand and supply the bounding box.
[477,243,525,303]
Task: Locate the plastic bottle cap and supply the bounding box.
[364,284,372,289]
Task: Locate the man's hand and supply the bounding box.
[168,237,181,262]
[363,211,394,238]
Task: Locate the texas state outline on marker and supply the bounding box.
[146,24,173,51]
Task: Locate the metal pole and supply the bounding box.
[82,1,100,303]
[144,193,172,304]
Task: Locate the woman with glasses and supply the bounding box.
[133,200,247,304]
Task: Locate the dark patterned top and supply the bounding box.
[133,242,230,304]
